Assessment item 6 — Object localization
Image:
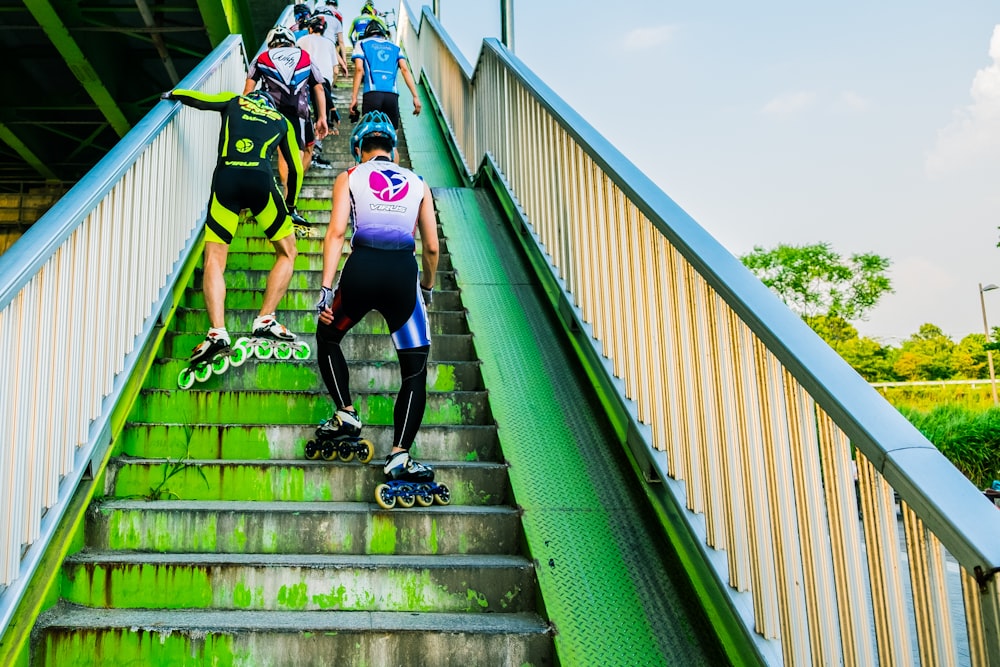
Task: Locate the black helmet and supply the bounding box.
[293,4,310,22]
[363,20,387,39]
[305,15,327,34]
[245,90,276,110]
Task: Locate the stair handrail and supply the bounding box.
[0,34,248,640]
[398,3,1000,664]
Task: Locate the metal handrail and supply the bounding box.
[399,3,1000,664]
[0,34,247,639]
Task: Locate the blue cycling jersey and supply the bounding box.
[352,37,405,95]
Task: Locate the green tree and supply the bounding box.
[740,242,893,320]
[952,333,990,379]
[893,324,956,381]
[806,314,898,381]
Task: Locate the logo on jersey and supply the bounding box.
[369,168,409,202]
[235,138,254,153]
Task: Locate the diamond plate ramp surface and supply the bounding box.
[436,187,727,666]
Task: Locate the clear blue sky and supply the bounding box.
[371,1,1000,343]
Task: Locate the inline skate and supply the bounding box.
[374,450,450,509]
[233,314,311,361]
[305,409,374,463]
[177,332,247,389]
[291,208,314,238]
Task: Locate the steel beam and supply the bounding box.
[0,122,59,181]
[22,0,132,138]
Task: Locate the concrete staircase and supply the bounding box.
[30,92,553,665]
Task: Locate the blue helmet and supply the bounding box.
[350,111,397,162]
[245,90,276,110]
[293,4,311,22]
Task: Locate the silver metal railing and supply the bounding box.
[398,3,1000,664]
[0,34,247,638]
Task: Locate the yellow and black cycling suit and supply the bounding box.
[167,89,303,244]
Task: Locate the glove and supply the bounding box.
[349,105,360,123]
[420,285,433,307]
[316,286,334,313]
[160,91,173,100]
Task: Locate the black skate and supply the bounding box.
[177,335,246,389]
[375,451,451,509]
[305,409,374,463]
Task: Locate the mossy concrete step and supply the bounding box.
[217,250,453,272]
[130,389,492,426]
[147,359,482,393]
[191,267,458,291]
[173,308,470,335]
[60,552,538,613]
[180,287,463,312]
[33,606,553,667]
[117,423,501,463]
[226,235,446,255]
[165,332,475,361]
[86,500,523,555]
[105,459,510,505]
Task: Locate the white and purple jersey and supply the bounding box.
[348,157,425,251]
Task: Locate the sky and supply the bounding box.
[361,1,1000,344]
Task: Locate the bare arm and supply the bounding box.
[320,171,352,308]
[416,182,438,288]
[398,60,422,115]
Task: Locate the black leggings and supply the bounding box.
[316,247,431,450]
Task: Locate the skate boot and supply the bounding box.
[177,329,246,389]
[305,408,373,463]
[375,450,451,509]
[290,208,314,237]
[235,314,311,361]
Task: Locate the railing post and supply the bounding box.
[432,1,439,18]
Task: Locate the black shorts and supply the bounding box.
[361,91,401,129]
[205,168,292,244]
[278,104,315,148]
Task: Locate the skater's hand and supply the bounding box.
[316,286,334,315]
[420,284,433,307]
[160,91,174,100]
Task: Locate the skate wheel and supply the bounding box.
[293,342,311,360]
[255,341,273,360]
[357,439,374,464]
[274,343,293,360]
[434,484,451,506]
[320,441,336,461]
[415,486,434,507]
[229,343,248,367]
[305,440,322,461]
[211,354,230,375]
[177,367,195,390]
[194,363,213,383]
[338,446,355,463]
[375,483,396,510]
[396,486,416,509]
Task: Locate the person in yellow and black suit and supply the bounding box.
[161,88,308,368]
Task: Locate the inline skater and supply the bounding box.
[314,111,442,496]
[349,20,421,129]
[160,89,307,387]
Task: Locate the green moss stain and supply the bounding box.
[232,581,253,609]
[428,518,439,554]
[431,364,456,391]
[277,582,308,610]
[313,584,349,610]
[369,514,397,554]
[466,589,489,609]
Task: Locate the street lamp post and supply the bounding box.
[980,282,999,406]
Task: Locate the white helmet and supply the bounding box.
[267,26,296,48]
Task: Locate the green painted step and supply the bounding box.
[189,268,458,291]
[146,359,481,393]
[105,459,510,505]
[164,332,475,361]
[172,308,469,335]
[60,553,537,613]
[33,607,552,667]
[180,288,463,312]
[86,500,523,555]
[130,389,491,426]
[117,424,500,462]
